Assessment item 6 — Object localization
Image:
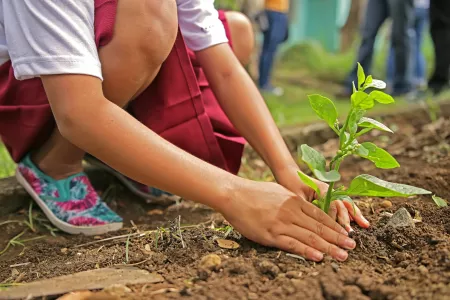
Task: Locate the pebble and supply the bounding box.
[386,208,415,228]
[285,271,300,279]
[331,263,340,272]
[60,248,68,254]
[199,254,221,271]
[380,200,393,208]
[248,292,259,300]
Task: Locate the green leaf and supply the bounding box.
[432,195,448,208]
[355,143,369,156]
[308,94,338,129]
[364,75,373,87]
[348,109,366,135]
[343,174,431,197]
[300,144,326,173]
[313,169,341,183]
[351,91,374,109]
[369,91,395,104]
[358,117,393,133]
[357,63,365,89]
[297,171,320,196]
[357,142,400,169]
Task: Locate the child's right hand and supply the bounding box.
[220,180,356,262]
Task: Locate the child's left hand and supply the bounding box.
[274,166,370,232]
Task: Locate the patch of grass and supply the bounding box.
[0,143,15,179]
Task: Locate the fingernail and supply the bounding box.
[313,252,324,262]
[363,217,370,225]
[345,238,356,249]
[341,228,349,235]
[345,224,354,233]
[337,250,348,261]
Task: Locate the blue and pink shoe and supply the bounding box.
[84,155,181,204]
[15,155,123,235]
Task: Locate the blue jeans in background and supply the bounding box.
[344,0,415,95]
[258,10,288,89]
[387,7,429,87]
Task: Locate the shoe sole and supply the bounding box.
[84,155,181,204]
[16,169,123,236]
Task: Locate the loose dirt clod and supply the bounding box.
[386,208,415,228]
[199,254,221,271]
[257,260,280,278]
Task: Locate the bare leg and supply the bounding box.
[32,0,177,180]
[225,11,254,66]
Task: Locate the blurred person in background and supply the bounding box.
[386,0,429,93]
[339,0,415,98]
[428,0,450,94]
[257,0,289,96]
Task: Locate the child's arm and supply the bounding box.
[41,74,354,262]
[195,44,370,230]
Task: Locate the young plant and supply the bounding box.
[298,63,431,214]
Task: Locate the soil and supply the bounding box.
[1,113,449,300]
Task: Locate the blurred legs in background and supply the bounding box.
[258,9,288,96]
[342,0,414,96]
[428,0,450,94]
[387,6,429,90]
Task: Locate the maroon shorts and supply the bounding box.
[0,0,245,174]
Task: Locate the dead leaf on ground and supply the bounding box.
[216,239,240,249]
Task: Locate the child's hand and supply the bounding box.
[220,180,356,262]
[274,166,370,232]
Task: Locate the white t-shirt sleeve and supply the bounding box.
[177,0,228,51]
[3,0,102,81]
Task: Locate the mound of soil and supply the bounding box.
[1,116,449,300]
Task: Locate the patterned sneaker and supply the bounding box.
[15,154,123,235]
[84,155,181,204]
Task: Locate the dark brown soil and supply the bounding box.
[1,115,449,300]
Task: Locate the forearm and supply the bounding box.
[57,97,238,212]
[196,44,297,174]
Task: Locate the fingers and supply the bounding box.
[294,213,356,251]
[328,201,338,221]
[343,200,370,228]
[301,200,348,236]
[334,200,352,232]
[275,235,324,262]
[282,227,352,262]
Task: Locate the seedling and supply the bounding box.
[298,63,431,214]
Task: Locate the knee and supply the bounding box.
[100,0,178,105]
[140,0,178,65]
[225,11,255,65]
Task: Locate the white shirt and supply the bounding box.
[0,0,228,81]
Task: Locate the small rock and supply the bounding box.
[380,200,392,208]
[199,254,221,271]
[144,244,151,252]
[418,265,428,274]
[257,260,280,278]
[386,208,415,228]
[11,268,19,277]
[285,271,300,279]
[103,284,131,296]
[331,263,340,272]
[248,292,259,299]
[60,248,68,254]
